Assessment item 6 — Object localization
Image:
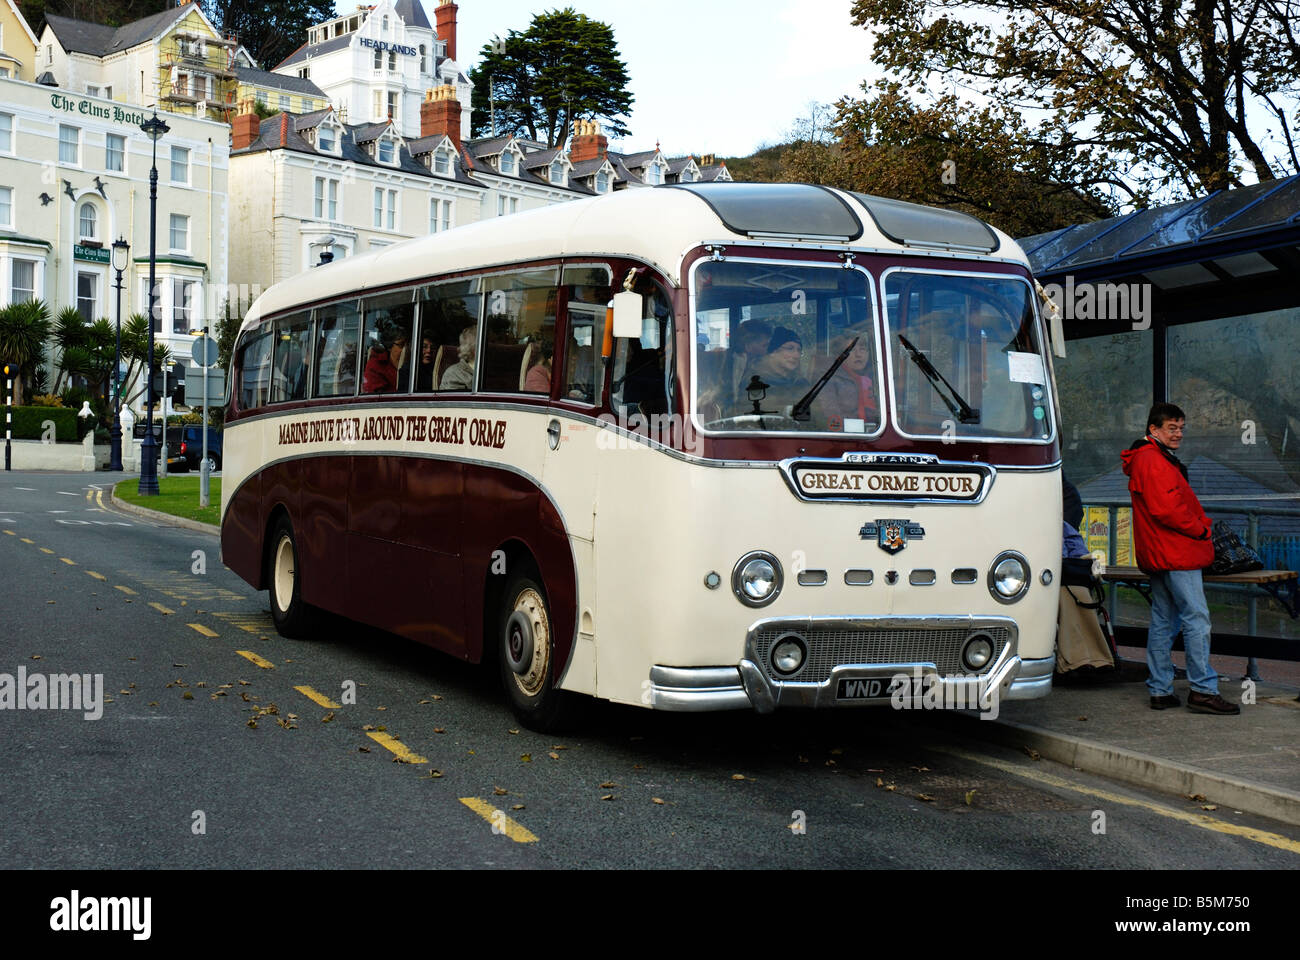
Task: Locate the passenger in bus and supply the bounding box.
[745,326,810,415]
[440,327,477,390]
[415,335,437,392]
[812,333,878,431]
[524,341,552,394]
[723,320,773,401]
[362,334,400,394]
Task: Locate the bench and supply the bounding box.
[1100,566,1299,680]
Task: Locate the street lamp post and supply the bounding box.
[138,110,169,496]
[109,237,129,471]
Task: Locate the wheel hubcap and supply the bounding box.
[508,588,549,697]
[273,536,294,612]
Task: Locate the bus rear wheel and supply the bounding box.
[497,571,570,731]
[267,516,311,638]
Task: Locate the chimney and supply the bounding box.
[421,85,461,154]
[232,98,259,150]
[570,119,607,164]
[435,1,458,62]
[700,153,715,167]
[280,112,289,147]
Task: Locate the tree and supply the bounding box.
[0,300,52,407]
[199,0,334,70]
[468,8,633,147]
[848,0,1300,204]
[778,89,1116,237]
[18,0,167,29]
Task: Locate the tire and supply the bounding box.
[267,516,311,638]
[203,453,219,474]
[497,570,571,731]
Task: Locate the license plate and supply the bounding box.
[835,677,892,700]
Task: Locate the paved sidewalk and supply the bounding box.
[960,654,1300,825]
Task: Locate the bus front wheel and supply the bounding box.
[267,516,310,638]
[497,570,570,731]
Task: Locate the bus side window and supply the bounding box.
[360,291,416,395]
[418,279,481,392]
[480,269,559,394]
[560,267,614,404]
[612,284,672,420]
[314,300,362,398]
[236,325,273,411]
[270,311,312,404]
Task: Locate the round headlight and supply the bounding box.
[963,633,994,670]
[771,635,806,676]
[732,551,783,607]
[987,551,1030,603]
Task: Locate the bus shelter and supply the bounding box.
[1019,175,1300,658]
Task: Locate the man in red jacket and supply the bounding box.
[1121,403,1239,714]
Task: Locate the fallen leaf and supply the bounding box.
[520,754,532,762]
[1077,716,1088,722]
[277,717,297,730]
[240,692,251,702]
[181,691,194,700]
[631,764,643,770]
[434,727,446,734]
[508,729,519,735]
[600,794,616,801]
[148,702,157,707]
[1022,747,1041,761]
[391,754,413,763]
[376,706,387,711]
[358,746,371,753]
[884,785,896,792]
[322,712,335,723]
[825,759,837,766]
[1186,793,1207,802]
[875,777,885,788]
[1201,804,1218,811]
[917,793,936,802]
[548,752,560,760]
[431,694,443,701]
[511,804,524,811]
[600,781,618,788]
[375,725,386,732]
[426,769,442,778]
[362,724,376,731]
[195,682,207,688]
[797,756,809,764]
[964,790,977,806]
[238,680,250,686]
[910,765,930,772]
[551,745,568,751]
[830,747,843,755]
[651,797,665,805]
[731,774,746,781]
[287,713,298,720]
[246,718,258,729]
[418,699,432,704]
[493,786,508,796]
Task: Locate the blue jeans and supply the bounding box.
[1147,569,1219,696]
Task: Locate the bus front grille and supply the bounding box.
[749,624,1013,684]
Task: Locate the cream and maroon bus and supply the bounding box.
[221,183,1062,729]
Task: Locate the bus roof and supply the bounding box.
[239,183,1026,332]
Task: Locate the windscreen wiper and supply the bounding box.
[791,337,858,421]
[897,334,980,424]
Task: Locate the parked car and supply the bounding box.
[166,424,222,473]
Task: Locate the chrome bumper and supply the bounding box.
[650,630,1054,713]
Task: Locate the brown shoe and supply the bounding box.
[1186,692,1240,715]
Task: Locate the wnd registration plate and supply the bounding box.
[835,677,894,701]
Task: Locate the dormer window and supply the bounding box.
[500,151,515,174]
[377,138,396,163]
[549,159,565,185]
[595,171,609,193]
[646,163,663,185]
[434,148,451,175]
[317,124,338,153]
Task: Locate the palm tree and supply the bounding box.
[120,313,172,410]
[0,300,52,406]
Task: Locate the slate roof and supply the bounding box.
[44,7,191,57]
[233,111,480,186]
[395,0,431,30]
[618,149,660,170]
[275,32,353,69]
[234,66,325,98]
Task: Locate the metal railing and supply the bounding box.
[1082,497,1300,637]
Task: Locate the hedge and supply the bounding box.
[5,406,78,441]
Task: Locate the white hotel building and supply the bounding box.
[0,74,229,351]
